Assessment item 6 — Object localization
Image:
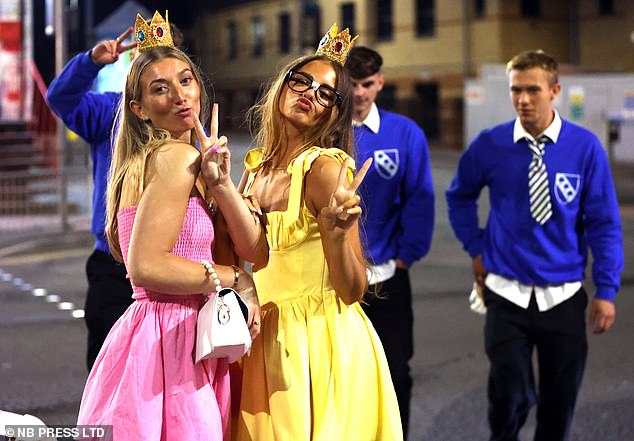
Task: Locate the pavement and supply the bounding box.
[0,139,633,440]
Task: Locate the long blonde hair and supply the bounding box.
[106,46,210,261]
[247,55,354,168]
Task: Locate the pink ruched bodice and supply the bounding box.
[78,196,230,441]
[117,196,214,299]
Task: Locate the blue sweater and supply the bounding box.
[354,109,435,266]
[47,51,121,253]
[446,119,623,301]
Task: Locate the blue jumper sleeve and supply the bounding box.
[445,136,486,258]
[46,51,119,144]
[396,126,435,266]
[582,139,624,301]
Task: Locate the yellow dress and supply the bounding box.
[235,147,403,441]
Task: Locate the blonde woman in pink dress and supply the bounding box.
[76,12,260,441]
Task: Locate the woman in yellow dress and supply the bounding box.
[201,24,403,441]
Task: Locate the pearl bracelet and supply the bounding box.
[201,260,221,293]
[230,265,240,288]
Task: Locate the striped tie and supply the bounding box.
[527,135,552,225]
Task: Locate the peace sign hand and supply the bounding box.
[319,157,372,233]
[90,27,137,66]
[194,104,231,188]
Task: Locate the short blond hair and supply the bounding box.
[506,50,558,85]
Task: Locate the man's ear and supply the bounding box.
[550,82,561,101]
[376,73,385,92]
[129,100,148,121]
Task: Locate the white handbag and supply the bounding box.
[195,287,252,364]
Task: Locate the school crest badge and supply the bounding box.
[373,149,399,179]
[554,173,580,205]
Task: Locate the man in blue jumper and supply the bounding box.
[345,46,435,437]
[47,25,183,370]
[446,50,623,441]
[47,27,138,370]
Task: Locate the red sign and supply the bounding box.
[0,20,23,120]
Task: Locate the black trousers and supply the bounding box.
[362,268,413,438]
[84,250,133,371]
[484,286,588,441]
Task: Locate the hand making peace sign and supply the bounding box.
[319,157,373,233]
[194,104,231,188]
[90,27,137,66]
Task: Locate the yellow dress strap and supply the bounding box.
[244,148,265,173]
[284,146,355,224]
[242,148,265,194]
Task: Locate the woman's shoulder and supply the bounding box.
[146,141,201,181]
[304,147,354,187]
[154,140,200,160]
[301,146,353,174]
[151,141,201,169]
[289,145,350,168]
[301,147,354,213]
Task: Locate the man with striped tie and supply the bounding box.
[446,50,623,441]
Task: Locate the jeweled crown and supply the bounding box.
[315,23,358,65]
[135,10,174,52]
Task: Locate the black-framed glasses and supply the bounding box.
[285,70,342,109]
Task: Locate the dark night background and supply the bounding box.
[32,0,237,84]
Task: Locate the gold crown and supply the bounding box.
[134,10,174,52]
[315,23,358,65]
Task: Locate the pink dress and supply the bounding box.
[77,197,230,441]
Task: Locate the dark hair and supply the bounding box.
[170,23,185,49]
[506,50,559,85]
[345,46,383,79]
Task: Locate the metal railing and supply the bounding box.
[0,166,91,238]
[0,63,91,241]
[28,60,58,169]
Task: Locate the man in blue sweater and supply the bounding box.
[446,50,623,441]
[47,27,138,370]
[47,25,183,370]
[345,46,435,437]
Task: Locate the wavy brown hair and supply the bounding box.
[105,46,209,261]
[247,54,354,167]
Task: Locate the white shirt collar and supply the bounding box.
[513,109,562,144]
[353,102,381,134]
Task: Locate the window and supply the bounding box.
[251,16,264,57]
[415,83,439,140]
[222,90,234,130]
[341,3,355,35]
[376,84,396,111]
[521,0,541,18]
[301,3,321,50]
[252,88,262,107]
[474,0,486,18]
[279,13,290,53]
[227,21,237,60]
[416,0,435,37]
[598,0,614,15]
[377,0,392,41]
